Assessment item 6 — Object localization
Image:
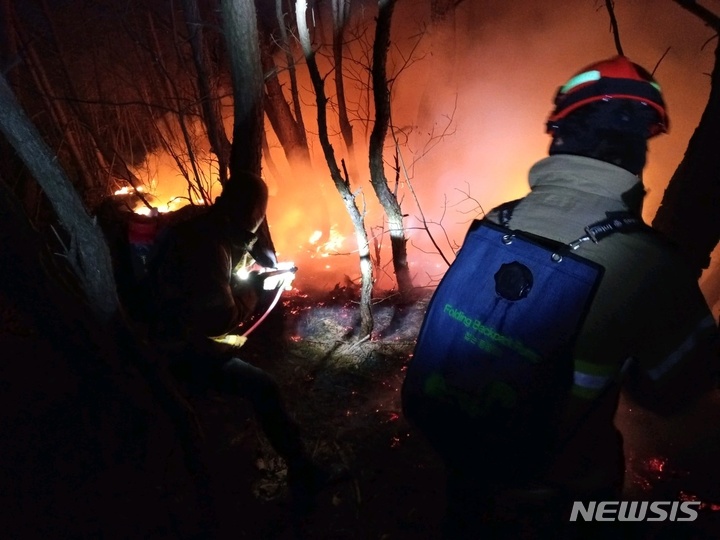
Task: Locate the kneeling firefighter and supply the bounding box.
[145,172,340,514]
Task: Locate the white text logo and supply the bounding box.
[569,501,701,522]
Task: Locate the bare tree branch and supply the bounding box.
[673,0,720,32]
[605,0,624,56]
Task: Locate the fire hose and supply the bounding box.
[213,264,297,347]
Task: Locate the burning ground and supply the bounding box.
[1,286,719,539]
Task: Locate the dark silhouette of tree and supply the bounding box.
[222,0,264,179]
[0,70,217,536]
[605,0,625,56]
[0,1,276,534]
[653,0,720,278]
[220,0,277,255]
[604,0,718,280]
[182,0,232,186]
[430,0,466,23]
[260,35,312,163]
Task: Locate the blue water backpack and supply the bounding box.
[402,201,645,468]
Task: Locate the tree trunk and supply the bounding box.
[259,25,332,249]
[276,0,308,139]
[368,0,414,300]
[221,0,264,179]
[431,0,463,22]
[653,2,720,278]
[260,39,311,163]
[332,0,358,179]
[296,0,374,337]
[220,0,276,256]
[181,0,232,186]
[416,0,458,127]
[0,73,216,535]
[0,73,117,319]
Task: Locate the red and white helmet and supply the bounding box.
[546,55,669,137]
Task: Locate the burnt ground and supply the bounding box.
[1,287,720,539]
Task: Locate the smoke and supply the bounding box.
[387,0,714,220]
[270,0,718,303]
[137,0,718,309]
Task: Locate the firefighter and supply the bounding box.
[145,172,334,513]
[440,56,718,538]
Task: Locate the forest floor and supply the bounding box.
[2,286,720,539]
[188,287,447,540]
[187,287,720,540]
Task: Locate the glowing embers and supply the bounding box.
[679,491,720,512]
[627,454,691,493]
[646,456,668,475]
[112,183,207,215]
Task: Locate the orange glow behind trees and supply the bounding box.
[3,0,717,313]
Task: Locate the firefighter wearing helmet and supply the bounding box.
[545,55,669,177]
[437,56,718,539]
[547,55,669,137]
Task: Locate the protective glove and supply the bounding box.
[260,266,297,291]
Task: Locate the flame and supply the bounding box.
[308,226,346,258]
[134,205,160,216]
[113,183,206,216]
[91,0,720,302]
[308,230,322,244]
[113,184,146,196]
[132,197,204,215]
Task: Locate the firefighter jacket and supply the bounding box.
[487,153,719,496]
[146,209,260,346]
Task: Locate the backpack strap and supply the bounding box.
[494,198,523,228]
[494,199,645,251]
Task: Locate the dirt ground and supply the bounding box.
[1,287,719,539]
[193,289,448,540]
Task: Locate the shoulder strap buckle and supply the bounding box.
[570,211,645,249]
